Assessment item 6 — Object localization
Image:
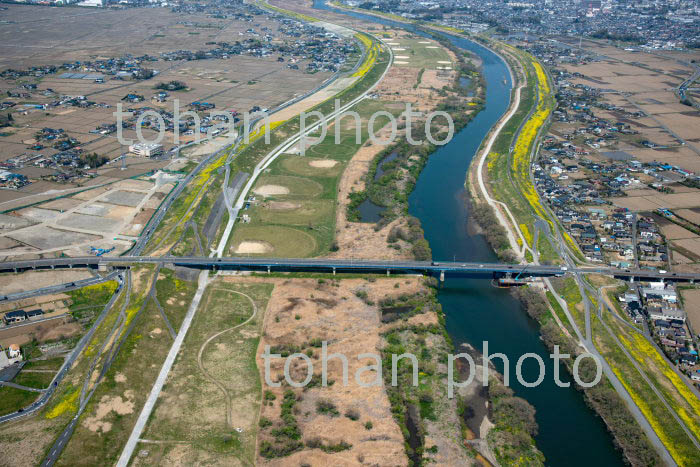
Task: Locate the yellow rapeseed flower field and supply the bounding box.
[46,388,80,419]
[352,33,379,78]
[510,60,551,219]
[609,366,695,466]
[618,332,700,440]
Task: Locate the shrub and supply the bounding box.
[259,417,272,428]
[316,399,340,417]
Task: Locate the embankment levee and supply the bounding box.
[462,34,666,465]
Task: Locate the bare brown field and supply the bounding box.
[675,208,700,225]
[611,190,700,211]
[680,288,700,335]
[0,176,174,259]
[657,218,697,240]
[0,269,91,294]
[562,42,700,181]
[0,4,334,219]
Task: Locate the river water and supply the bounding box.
[312,1,625,464]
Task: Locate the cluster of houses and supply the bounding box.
[619,282,699,380]
[2,308,44,326]
[536,156,672,268]
[1,54,158,83]
[527,38,700,271]
[1,127,108,186]
[0,169,29,189]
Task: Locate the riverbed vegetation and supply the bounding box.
[345,39,484,260]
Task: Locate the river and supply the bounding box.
[312,1,625,465]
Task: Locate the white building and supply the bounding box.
[0,345,22,371]
[649,308,686,322]
[641,287,677,303]
[129,143,164,157]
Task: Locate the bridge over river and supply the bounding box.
[1,256,697,284]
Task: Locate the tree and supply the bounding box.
[80,152,109,169]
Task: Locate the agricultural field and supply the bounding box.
[0,3,338,214]
[557,38,700,201]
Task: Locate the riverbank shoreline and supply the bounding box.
[318,3,668,465]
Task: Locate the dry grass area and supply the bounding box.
[330,124,415,260]
[256,277,420,466]
[254,275,480,466]
[135,279,273,466]
[0,269,91,294]
[680,288,700,334]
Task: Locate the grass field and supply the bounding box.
[388,36,453,69]
[230,224,318,257]
[255,199,334,226]
[13,371,55,390]
[280,157,343,178]
[228,97,400,258]
[56,297,173,466]
[154,267,199,332]
[67,280,119,323]
[0,385,39,417]
[23,357,65,372]
[139,281,272,465]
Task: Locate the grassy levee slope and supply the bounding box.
[484,45,552,247]
[550,275,700,465]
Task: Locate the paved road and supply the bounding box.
[4,255,700,282]
[0,273,124,425]
[116,270,210,467]
[0,271,120,303]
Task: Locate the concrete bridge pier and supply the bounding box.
[386,269,390,277]
[332,267,336,276]
[267,266,271,274]
[629,276,634,284]
[440,270,445,282]
[98,262,107,272]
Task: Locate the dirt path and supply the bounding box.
[196,288,257,429]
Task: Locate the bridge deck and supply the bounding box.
[1,256,697,283]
